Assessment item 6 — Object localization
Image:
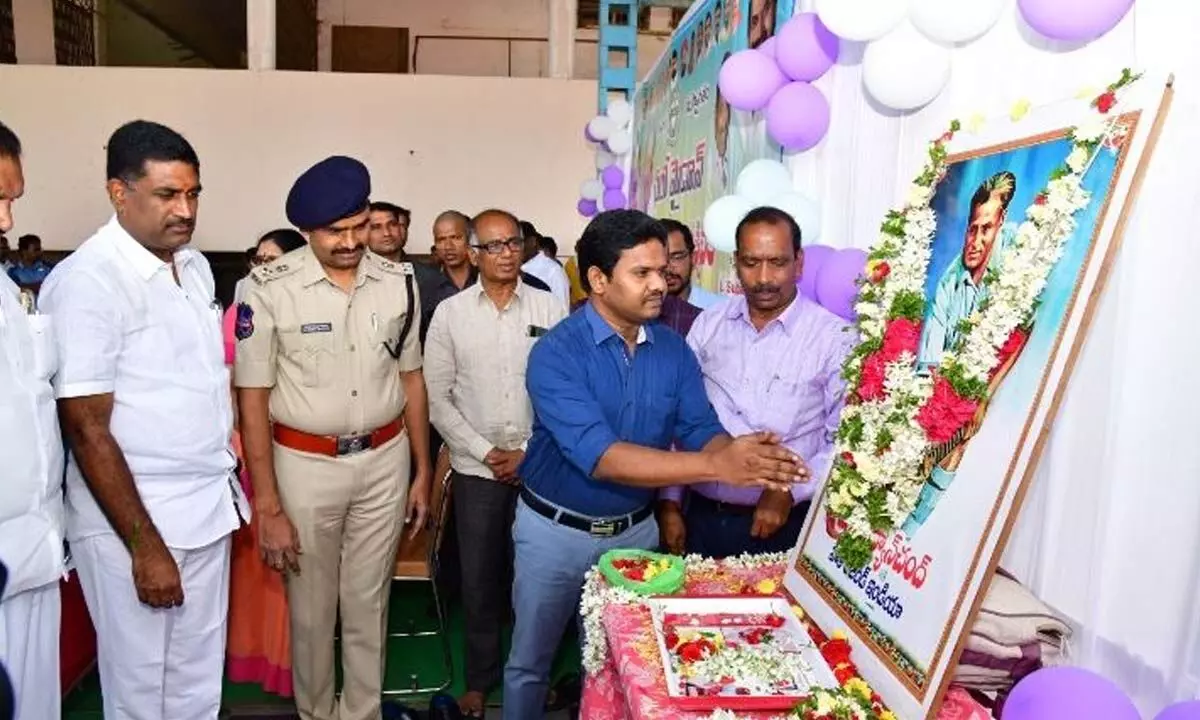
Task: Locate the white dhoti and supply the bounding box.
[0,581,61,720]
[74,533,232,720]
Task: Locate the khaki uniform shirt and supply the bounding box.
[423,282,566,479]
[234,246,422,437]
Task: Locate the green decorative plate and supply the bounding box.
[598,548,686,596]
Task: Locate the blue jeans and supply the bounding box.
[502,497,658,720]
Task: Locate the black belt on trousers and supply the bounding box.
[519,488,653,538]
[687,491,759,516]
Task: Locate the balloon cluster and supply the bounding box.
[1004,666,1200,720]
[578,99,634,217]
[814,0,1135,112]
[717,12,838,153]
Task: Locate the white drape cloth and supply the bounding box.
[784,1,1200,713]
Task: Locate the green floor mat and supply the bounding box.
[62,582,581,717]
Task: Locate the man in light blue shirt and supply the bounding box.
[917,171,1017,371]
[906,171,1018,536]
[660,218,725,311]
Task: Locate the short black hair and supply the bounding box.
[105,120,199,183]
[538,236,559,256]
[435,209,471,228]
[658,218,694,253]
[518,220,539,239]
[736,206,802,255]
[244,246,258,261]
[258,228,307,254]
[17,234,40,252]
[369,201,411,224]
[576,210,667,294]
[0,120,21,160]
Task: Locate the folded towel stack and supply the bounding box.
[953,572,1072,712]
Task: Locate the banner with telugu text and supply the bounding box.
[630,0,794,294]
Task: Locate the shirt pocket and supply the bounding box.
[27,315,58,382]
[637,393,678,448]
[371,315,404,377]
[762,371,824,437]
[281,328,335,387]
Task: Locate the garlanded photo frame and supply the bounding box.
[784,69,1174,719]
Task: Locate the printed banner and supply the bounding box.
[630,0,795,294]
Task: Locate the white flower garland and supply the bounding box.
[826,71,1139,568]
[580,552,788,675]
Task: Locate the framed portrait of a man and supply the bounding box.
[785,72,1173,719]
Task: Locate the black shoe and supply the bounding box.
[382,700,422,720]
[544,673,582,712]
[429,692,466,719]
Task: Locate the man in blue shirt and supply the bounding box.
[7,234,52,294]
[502,210,808,720]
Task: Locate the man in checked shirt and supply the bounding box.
[423,208,567,717]
[660,206,855,558]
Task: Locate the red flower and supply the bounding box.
[833,663,859,685]
[881,317,922,360]
[870,261,891,283]
[820,638,853,666]
[665,631,679,649]
[993,328,1029,378]
[916,376,979,444]
[1095,90,1117,114]
[840,451,856,468]
[1033,193,1048,205]
[857,353,888,401]
[766,613,786,628]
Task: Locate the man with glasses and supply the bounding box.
[660,218,723,310]
[235,156,431,720]
[424,208,566,717]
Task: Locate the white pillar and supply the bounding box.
[247,0,277,71]
[13,0,56,65]
[547,0,577,79]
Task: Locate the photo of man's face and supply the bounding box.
[715,89,731,158]
[963,193,1005,274]
[748,0,777,49]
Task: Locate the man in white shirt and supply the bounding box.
[518,220,571,306]
[424,209,567,717]
[39,120,248,720]
[0,119,65,720]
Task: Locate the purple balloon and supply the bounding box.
[601,165,625,190]
[815,248,867,321]
[765,81,831,152]
[775,13,839,82]
[1005,667,1139,720]
[1157,701,1200,720]
[758,35,779,59]
[718,49,788,112]
[797,244,836,300]
[602,188,627,211]
[577,198,598,217]
[1017,0,1134,42]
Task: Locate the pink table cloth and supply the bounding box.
[580,560,990,720]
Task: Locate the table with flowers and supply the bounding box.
[579,553,991,720]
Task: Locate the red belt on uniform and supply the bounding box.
[272,417,405,457]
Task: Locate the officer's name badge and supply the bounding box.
[528,325,548,338]
[301,322,333,334]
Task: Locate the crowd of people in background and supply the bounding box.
[0,114,850,720]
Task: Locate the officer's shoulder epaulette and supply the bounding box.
[249,255,304,285]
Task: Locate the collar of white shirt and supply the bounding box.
[104,216,199,281]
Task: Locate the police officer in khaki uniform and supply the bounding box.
[234,156,431,720]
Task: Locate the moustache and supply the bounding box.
[647,292,664,302]
[167,220,194,230]
[748,284,781,295]
[333,247,363,255]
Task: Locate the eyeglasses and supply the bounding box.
[668,251,691,263]
[472,238,525,256]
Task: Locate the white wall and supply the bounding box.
[317,0,667,80]
[0,65,595,252]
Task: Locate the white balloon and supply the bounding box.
[606,129,632,156]
[587,115,616,142]
[735,159,794,206]
[815,0,911,42]
[703,195,755,254]
[595,148,616,170]
[580,178,604,201]
[862,21,952,111]
[910,0,1005,44]
[767,192,822,244]
[606,98,633,127]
